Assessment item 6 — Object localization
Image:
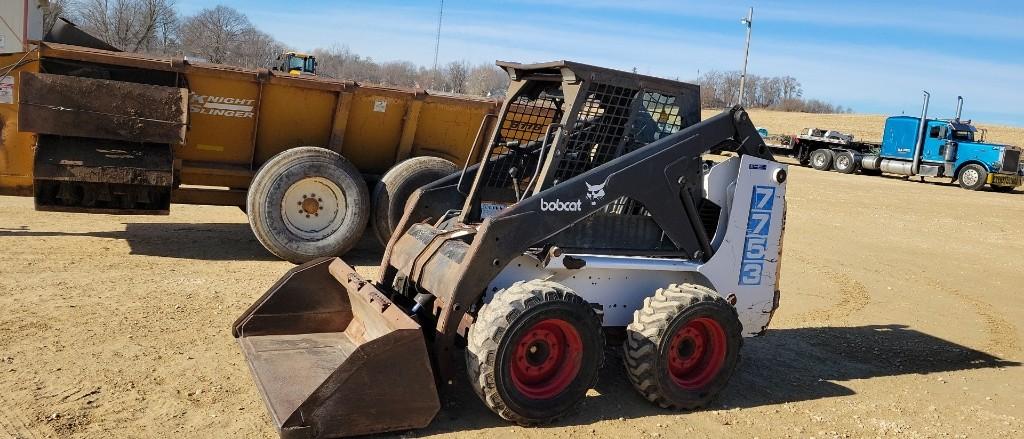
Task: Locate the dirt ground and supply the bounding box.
[1,160,1022,439]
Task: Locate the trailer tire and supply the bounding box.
[957,164,988,191]
[371,156,457,247]
[810,149,834,171]
[833,151,857,174]
[246,147,369,263]
[466,280,604,425]
[624,283,742,410]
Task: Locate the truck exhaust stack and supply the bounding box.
[911,91,930,176]
[955,96,964,122]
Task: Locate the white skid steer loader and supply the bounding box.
[232,61,788,438]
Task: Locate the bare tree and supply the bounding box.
[41,0,73,34]
[466,63,509,97]
[75,0,177,53]
[441,60,469,94]
[233,27,284,69]
[178,5,249,64]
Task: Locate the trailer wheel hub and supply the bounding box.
[281,177,347,241]
[509,318,582,399]
[667,317,726,390]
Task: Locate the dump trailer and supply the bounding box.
[771,93,1023,191]
[0,17,498,262]
[234,61,786,438]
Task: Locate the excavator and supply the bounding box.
[233,61,788,438]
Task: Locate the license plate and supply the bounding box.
[991,173,1021,187]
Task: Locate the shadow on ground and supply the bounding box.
[409,324,1018,436]
[0,223,385,261]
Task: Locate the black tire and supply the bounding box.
[833,151,857,174]
[809,149,834,171]
[624,283,742,410]
[957,163,988,191]
[991,185,1015,193]
[371,156,457,246]
[466,280,604,425]
[246,147,369,263]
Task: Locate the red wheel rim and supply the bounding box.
[509,318,583,399]
[667,317,727,390]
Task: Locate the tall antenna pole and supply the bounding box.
[738,7,753,107]
[431,0,445,89]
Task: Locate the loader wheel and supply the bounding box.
[466,280,604,425]
[624,284,741,410]
[247,147,369,263]
[371,156,457,247]
[810,149,834,171]
[833,151,857,174]
[957,164,987,191]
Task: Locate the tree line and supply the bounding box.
[41,0,509,97]
[42,1,849,111]
[696,70,851,113]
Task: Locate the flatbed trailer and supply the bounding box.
[765,128,880,168]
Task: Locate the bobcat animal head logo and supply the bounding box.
[585,181,606,205]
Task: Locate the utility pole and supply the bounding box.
[431,0,445,89]
[738,7,753,107]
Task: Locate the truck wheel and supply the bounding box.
[371,156,457,247]
[833,151,857,174]
[246,147,369,263]
[957,164,988,191]
[466,280,604,425]
[624,283,742,410]
[810,149,833,171]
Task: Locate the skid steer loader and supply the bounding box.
[233,61,788,438]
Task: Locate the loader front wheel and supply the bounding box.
[371,156,457,247]
[466,280,604,425]
[624,284,741,410]
[247,147,369,263]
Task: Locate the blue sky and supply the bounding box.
[178,0,1024,126]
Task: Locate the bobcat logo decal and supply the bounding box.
[585,181,606,205]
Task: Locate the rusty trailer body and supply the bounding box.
[0,41,497,258]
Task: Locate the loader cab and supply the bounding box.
[275,52,316,76]
[460,61,702,254]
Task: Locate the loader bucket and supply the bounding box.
[232,258,440,439]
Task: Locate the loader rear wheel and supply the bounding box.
[810,149,834,171]
[466,280,604,425]
[247,147,369,263]
[371,156,457,247]
[624,284,741,410]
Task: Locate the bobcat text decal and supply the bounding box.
[739,185,775,285]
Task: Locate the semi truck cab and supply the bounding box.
[876,95,1022,191]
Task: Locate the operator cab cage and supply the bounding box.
[458,61,702,255]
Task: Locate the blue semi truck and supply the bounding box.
[772,93,1022,191]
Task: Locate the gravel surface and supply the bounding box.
[1,159,1021,438]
